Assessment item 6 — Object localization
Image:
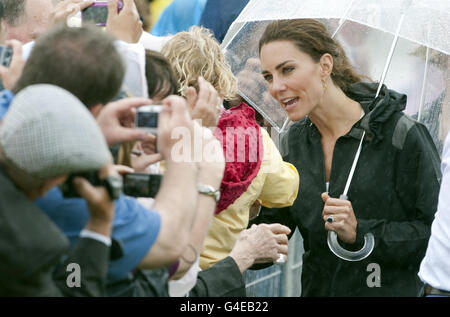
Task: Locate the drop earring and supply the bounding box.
[322,79,328,93]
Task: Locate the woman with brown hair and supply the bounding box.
[162,26,299,272]
[253,19,441,296]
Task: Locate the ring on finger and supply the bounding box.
[327,216,334,223]
[276,254,285,263]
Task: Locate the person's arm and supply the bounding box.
[141,84,224,272]
[95,97,153,146]
[137,96,199,268]
[106,0,143,44]
[48,0,94,28]
[230,223,290,272]
[189,256,245,297]
[171,126,225,279]
[189,223,290,297]
[248,206,297,271]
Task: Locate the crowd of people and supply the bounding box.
[0,0,448,298]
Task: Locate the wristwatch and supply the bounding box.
[197,184,220,203]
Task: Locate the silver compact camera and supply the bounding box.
[135,105,163,135]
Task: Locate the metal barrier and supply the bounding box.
[244,229,304,297]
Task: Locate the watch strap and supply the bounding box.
[197,184,220,203]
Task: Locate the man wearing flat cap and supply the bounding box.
[0,84,119,296]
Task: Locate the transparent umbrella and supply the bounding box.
[222,0,449,137]
[222,0,450,261]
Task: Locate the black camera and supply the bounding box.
[0,45,13,67]
[123,173,162,198]
[60,171,123,200]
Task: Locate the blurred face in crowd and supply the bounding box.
[4,0,54,42]
[260,40,325,122]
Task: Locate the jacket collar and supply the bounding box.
[301,83,406,143]
[346,83,407,143]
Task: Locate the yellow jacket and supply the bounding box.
[200,128,299,269]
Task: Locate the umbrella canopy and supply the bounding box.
[222,0,449,155]
[222,0,449,261]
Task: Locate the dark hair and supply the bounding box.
[259,19,363,93]
[13,25,125,108]
[145,49,180,99]
[0,0,26,25]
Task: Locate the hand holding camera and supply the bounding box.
[82,1,120,27]
[156,95,196,162]
[0,41,25,90]
[66,163,120,236]
[49,0,94,28]
[60,168,123,201]
[96,97,153,146]
[106,0,142,43]
[135,105,162,135]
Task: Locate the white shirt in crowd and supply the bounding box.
[418,132,450,292]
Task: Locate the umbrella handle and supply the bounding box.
[326,194,375,261]
[327,231,375,262]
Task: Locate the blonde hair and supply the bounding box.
[162,26,238,100]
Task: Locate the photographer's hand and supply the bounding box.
[48,0,94,27]
[74,163,117,237]
[157,95,196,161]
[106,0,142,43]
[0,40,25,90]
[131,140,162,172]
[96,97,153,146]
[141,96,199,268]
[170,124,224,279]
[113,164,134,175]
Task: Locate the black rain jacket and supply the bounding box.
[0,166,109,296]
[251,82,441,296]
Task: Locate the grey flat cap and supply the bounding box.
[0,84,111,179]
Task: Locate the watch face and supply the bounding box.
[198,184,220,202]
[214,191,221,202]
